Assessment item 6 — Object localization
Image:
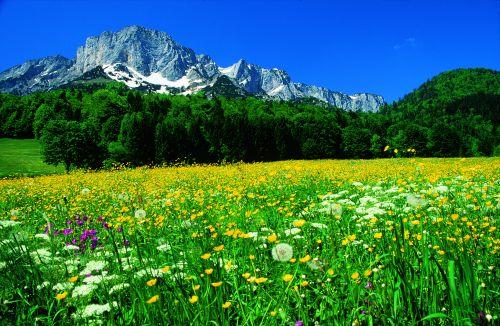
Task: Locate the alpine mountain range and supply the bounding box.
[0,25,384,111]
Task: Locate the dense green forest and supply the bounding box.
[0,68,498,170]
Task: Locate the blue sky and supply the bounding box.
[0,0,498,102]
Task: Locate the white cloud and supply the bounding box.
[393,37,417,50]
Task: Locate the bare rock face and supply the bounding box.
[0,26,385,111]
[0,55,75,94]
[73,25,199,81]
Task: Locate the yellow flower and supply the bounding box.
[282,274,293,282]
[242,272,251,279]
[351,272,360,280]
[147,295,160,304]
[438,250,445,255]
[374,232,383,239]
[55,291,67,300]
[267,234,277,243]
[451,214,459,220]
[68,276,78,283]
[299,255,311,263]
[270,311,277,317]
[193,284,200,291]
[364,269,372,277]
[201,253,211,260]
[161,266,171,273]
[189,295,198,304]
[205,268,214,275]
[292,219,306,227]
[300,281,309,287]
[147,278,157,286]
[255,277,268,284]
[211,281,223,287]
[222,301,232,309]
[224,261,233,271]
[249,255,255,260]
[327,268,334,276]
[213,245,224,252]
[290,258,297,263]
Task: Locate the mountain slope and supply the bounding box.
[0,55,75,94]
[394,68,499,108]
[381,68,499,157]
[0,25,384,111]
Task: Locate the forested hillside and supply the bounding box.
[382,68,499,157]
[0,68,498,171]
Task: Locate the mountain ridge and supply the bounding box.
[0,25,384,112]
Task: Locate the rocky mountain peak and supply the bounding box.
[74,26,197,80]
[0,26,385,111]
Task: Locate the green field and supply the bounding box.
[0,138,65,177]
[0,158,498,324]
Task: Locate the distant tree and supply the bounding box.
[428,121,462,157]
[221,111,249,161]
[275,116,300,160]
[387,123,430,156]
[116,112,155,165]
[155,114,190,162]
[33,103,66,138]
[341,125,372,159]
[40,120,83,172]
[370,134,384,158]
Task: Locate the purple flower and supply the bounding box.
[66,220,72,225]
[117,227,123,233]
[361,310,366,315]
[76,219,84,227]
[295,321,303,326]
[71,238,77,245]
[91,236,98,250]
[97,216,104,222]
[63,228,73,236]
[365,281,373,290]
[123,239,130,247]
[80,229,97,242]
[102,222,109,229]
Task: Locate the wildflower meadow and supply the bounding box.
[0,158,498,325]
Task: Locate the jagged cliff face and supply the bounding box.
[73,26,202,80]
[0,55,75,94]
[0,25,384,111]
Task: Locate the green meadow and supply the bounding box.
[0,138,64,178]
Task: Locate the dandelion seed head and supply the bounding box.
[271,243,294,262]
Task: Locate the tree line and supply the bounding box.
[0,68,498,171]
